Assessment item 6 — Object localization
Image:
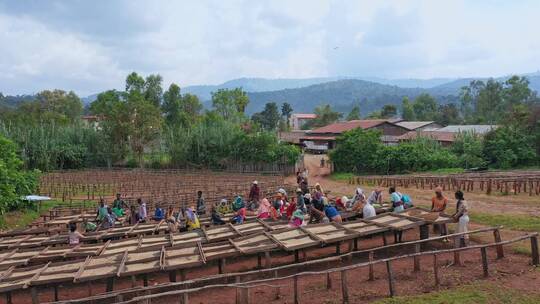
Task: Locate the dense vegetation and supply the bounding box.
[0,134,39,214]
[0,72,301,173]
[331,76,540,174]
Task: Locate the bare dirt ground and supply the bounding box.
[293,154,540,218]
[6,230,537,304]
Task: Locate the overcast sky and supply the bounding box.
[1,0,540,96]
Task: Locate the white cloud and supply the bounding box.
[1,0,540,96]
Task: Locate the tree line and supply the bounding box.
[0,72,301,172]
[330,76,540,173]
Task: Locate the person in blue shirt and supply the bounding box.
[323,199,342,223]
[154,204,164,221]
[389,187,404,243]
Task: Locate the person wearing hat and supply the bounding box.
[248,181,260,210]
[431,186,448,237]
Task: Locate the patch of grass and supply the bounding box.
[375,282,540,304]
[329,172,355,181]
[512,245,532,256]
[470,212,540,233]
[0,200,64,230]
[420,168,465,175]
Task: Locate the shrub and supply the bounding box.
[0,135,40,214]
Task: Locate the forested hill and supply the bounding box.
[245,79,459,114]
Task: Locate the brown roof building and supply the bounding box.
[396,131,456,146]
[301,120,409,150]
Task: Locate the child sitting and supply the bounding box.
[68,223,84,245]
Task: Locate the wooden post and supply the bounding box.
[180,269,187,281]
[353,238,358,251]
[336,241,341,255]
[341,270,349,304]
[414,243,421,272]
[169,270,177,282]
[493,229,504,259]
[131,275,137,287]
[31,287,38,304]
[257,253,262,268]
[531,236,539,266]
[294,250,300,263]
[106,277,114,292]
[382,232,388,246]
[454,237,462,266]
[433,254,440,286]
[219,258,226,274]
[180,292,189,304]
[274,270,281,300]
[143,274,149,287]
[293,275,299,304]
[481,247,489,278]
[87,282,93,297]
[265,251,271,268]
[6,291,12,304]
[368,251,375,281]
[386,261,395,297]
[54,285,59,301]
[326,272,332,289]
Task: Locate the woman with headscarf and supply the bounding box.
[185,206,200,230]
[257,198,271,219]
[232,196,245,212]
[352,188,366,206]
[217,199,231,214]
[289,208,305,227]
[431,186,448,238]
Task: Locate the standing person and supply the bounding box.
[300,177,309,195]
[138,198,147,223]
[68,223,84,245]
[248,181,260,210]
[431,186,448,238]
[389,187,404,243]
[196,191,206,215]
[452,190,470,247]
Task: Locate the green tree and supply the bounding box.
[329,128,384,173]
[401,97,415,120]
[412,93,438,120]
[162,84,202,127]
[380,104,397,118]
[211,88,249,121]
[346,106,361,121]
[125,72,145,94]
[144,74,163,107]
[305,104,342,128]
[483,125,537,168]
[0,134,39,214]
[29,90,83,124]
[435,103,461,126]
[451,132,486,168]
[476,79,504,124]
[125,91,163,167]
[281,102,293,128]
[252,102,280,131]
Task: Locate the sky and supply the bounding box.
[1,0,540,96]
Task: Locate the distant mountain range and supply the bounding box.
[3,72,540,115]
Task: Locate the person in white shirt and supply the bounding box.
[362,200,377,219]
[138,198,147,222]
